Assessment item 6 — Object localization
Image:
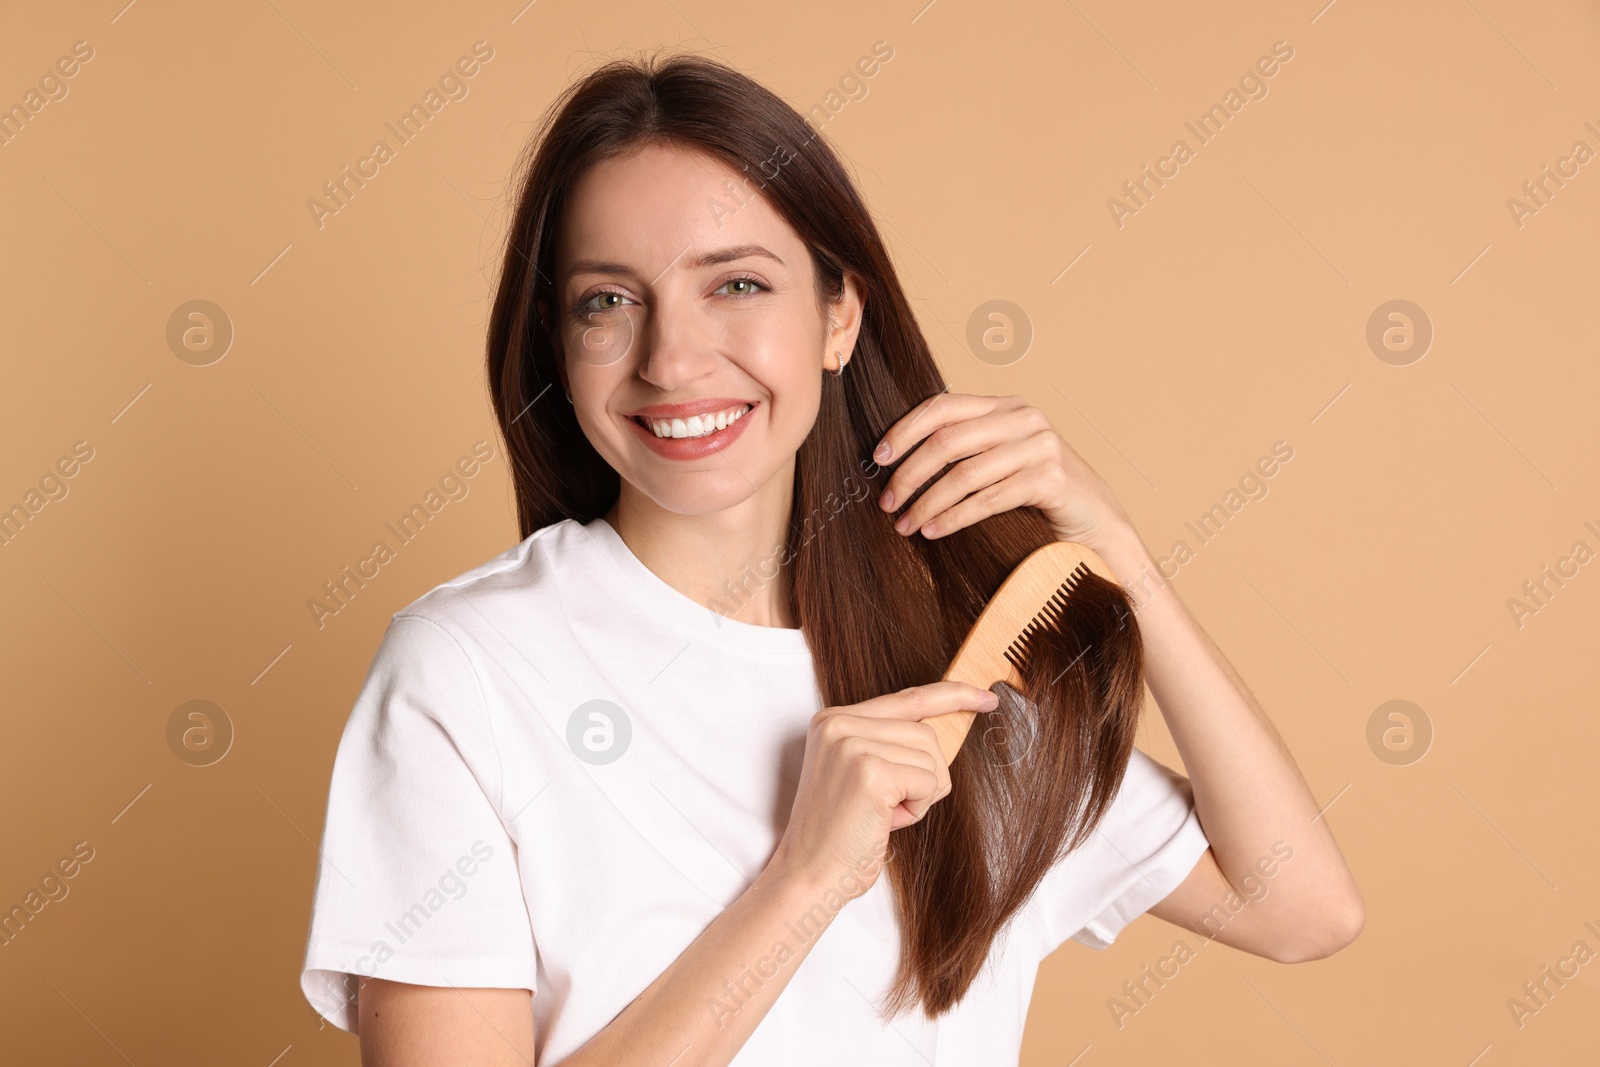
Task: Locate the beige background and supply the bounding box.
[3,0,1598,1062]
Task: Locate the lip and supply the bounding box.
[626,397,758,419]
[625,400,757,461]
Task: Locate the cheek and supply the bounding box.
[726,314,823,431]
[563,309,639,373]
[578,375,632,443]
[561,355,629,453]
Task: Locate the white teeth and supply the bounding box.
[644,404,750,439]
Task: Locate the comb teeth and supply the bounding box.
[1002,562,1093,674]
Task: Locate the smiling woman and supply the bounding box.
[298,48,1360,1067]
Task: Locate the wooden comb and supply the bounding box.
[923,539,1142,766]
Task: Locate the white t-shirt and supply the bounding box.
[300,516,1210,1065]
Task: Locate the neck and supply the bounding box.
[602,464,799,631]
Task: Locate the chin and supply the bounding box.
[634,476,765,517]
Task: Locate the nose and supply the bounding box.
[638,279,718,392]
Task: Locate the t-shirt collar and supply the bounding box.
[572,516,812,655]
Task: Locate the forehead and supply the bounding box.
[555,142,803,276]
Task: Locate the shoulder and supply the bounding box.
[338,523,577,761]
[389,518,580,642]
[351,518,585,716]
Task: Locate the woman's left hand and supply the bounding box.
[870,392,1135,554]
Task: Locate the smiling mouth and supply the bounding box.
[632,403,753,439]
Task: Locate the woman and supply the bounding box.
[300,51,1362,1066]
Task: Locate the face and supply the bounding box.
[549,142,862,517]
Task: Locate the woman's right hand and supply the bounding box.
[767,681,1000,900]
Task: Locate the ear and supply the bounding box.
[824,273,867,373]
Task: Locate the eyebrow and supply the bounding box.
[566,243,785,280]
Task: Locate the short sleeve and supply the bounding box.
[1029,747,1211,955]
[300,612,539,1033]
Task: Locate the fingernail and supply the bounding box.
[880,489,895,510]
[894,516,910,534]
[874,441,892,462]
[982,692,1000,708]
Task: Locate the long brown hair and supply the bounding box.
[485,50,1146,1018]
